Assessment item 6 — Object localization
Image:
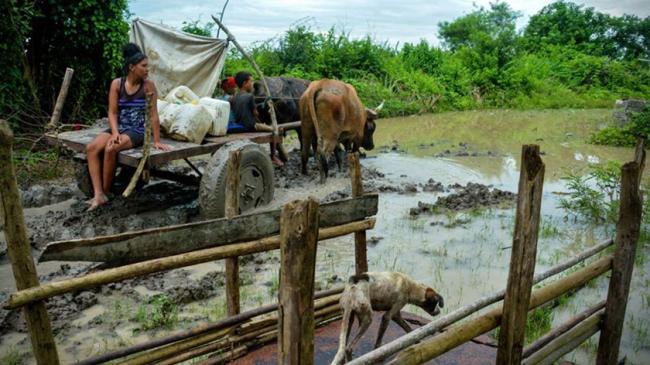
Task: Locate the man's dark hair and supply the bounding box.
[235,71,252,88]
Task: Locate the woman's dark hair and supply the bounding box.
[122,42,147,75]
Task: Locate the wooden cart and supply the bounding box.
[45,127,285,217]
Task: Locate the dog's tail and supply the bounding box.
[331,303,353,365]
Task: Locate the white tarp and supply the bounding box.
[129,19,228,98]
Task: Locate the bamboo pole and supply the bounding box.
[498,144,545,365]
[597,144,645,365]
[5,219,374,309]
[523,309,604,365]
[348,153,368,275]
[346,238,614,365]
[225,150,241,316]
[75,287,343,365]
[389,254,613,365]
[46,67,74,131]
[278,198,320,365]
[0,120,60,365]
[123,92,153,198]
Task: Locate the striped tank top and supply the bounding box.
[118,77,146,135]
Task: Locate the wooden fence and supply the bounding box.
[0,119,375,364]
[347,139,646,365]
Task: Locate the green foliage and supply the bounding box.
[590,106,650,146]
[559,162,622,223]
[1,0,129,135]
[133,294,179,331]
[0,347,22,365]
[525,306,554,344]
[181,19,214,37]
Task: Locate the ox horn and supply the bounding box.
[374,100,385,113]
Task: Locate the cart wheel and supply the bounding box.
[199,140,275,218]
[74,160,93,198]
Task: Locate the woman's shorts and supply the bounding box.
[102,128,145,147]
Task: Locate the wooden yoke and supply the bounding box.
[497,145,545,365]
[278,198,320,364]
[0,120,60,364]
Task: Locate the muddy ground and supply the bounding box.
[0,145,516,362]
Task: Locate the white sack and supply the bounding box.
[199,97,230,136]
[130,19,228,98]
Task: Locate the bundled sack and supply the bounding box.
[199,97,229,136]
[157,99,212,144]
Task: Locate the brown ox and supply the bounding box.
[299,79,382,182]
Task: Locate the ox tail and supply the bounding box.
[307,85,322,151]
[331,304,353,365]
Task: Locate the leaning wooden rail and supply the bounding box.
[346,237,614,365]
[389,254,613,364]
[3,218,375,310]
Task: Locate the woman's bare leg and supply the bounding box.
[86,133,112,201]
[102,134,134,193]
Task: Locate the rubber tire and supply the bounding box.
[199,140,275,219]
[74,160,93,198]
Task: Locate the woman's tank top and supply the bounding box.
[118,77,146,135]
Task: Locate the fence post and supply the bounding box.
[0,120,60,364]
[225,150,241,316]
[277,198,319,365]
[348,153,368,275]
[497,144,545,365]
[597,139,645,365]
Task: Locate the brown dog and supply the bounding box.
[331,272,444,364]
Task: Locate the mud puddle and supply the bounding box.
[1,109,649,364]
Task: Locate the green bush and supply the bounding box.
[590,106,650,146]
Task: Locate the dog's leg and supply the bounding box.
[331,308,354,365]
[345,309,372,360]
[374,311,392,348]
[392,311,413,333]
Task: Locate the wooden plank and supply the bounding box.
[523,309,603,365]
[497,144,545,365]
[46,129,276,168]
[39,193,378,264]
[225,150,241,316]
[6,218,375,310]
[0,120,60,364]
[389,255,613,365]
[596,147,645,365]
[278,198,319,365]
[348,153,368,275]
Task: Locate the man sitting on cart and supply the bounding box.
[229,71,284,167]
[85,43,171,211]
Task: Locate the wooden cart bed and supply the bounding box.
[45,128,277,168]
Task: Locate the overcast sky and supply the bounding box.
[129,0,650,48]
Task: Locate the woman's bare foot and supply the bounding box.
[87,193,108,211]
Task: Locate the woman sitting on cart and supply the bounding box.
[85,43,171,211]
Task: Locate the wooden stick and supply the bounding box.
[348,153,368,275]
[0,120,60,365]
[211,16,279,136]
[347,238,614,365]
[225,150,241,316]
[523,300,605,358]
[120,329,230,365]
[523,309,604,365]
[75,287,343,365]
[597,150,645,365]
[278,198,320,365]
[388,255,612,365]
[5,218,374,309]
[497,145,545,365]
[46,67,74,131]
[123,92,153,197]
